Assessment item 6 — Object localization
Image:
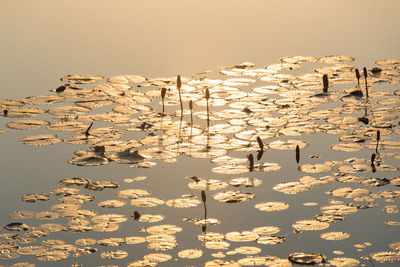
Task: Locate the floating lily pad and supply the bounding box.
[131,197,164,207]
[8,211,35,220]
[19,135,63,146]
[229,177,262,187]
[146,224,182,235]
[61,74,104,84]
[292,220,330,231]
[328,257,360,266]
[143,253,172,263]
[273,181,312,194]
[298,164,332,173]
[289,252,326,265]
[178,249,203,258]
[35,211,60,220]
[320,204,358,215]
[21,193,50,203]
[100,250,128,259]
[327,187,372,201]
[213,190,255,203]
[6,120,49,130]
[4,223,30,231]
[98,200,126,208]
[225,231,259,242]
[36,250,70,261]
[165,198,200,208]
[188,179,229,191]
[256,235,285,245]
[255,202,289,212]
[252,226,280,235]
[320,231,350,240]
[370,251,400,263]
[268,139,308,150]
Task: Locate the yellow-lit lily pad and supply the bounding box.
[213,190,255,203]
[254,202,289,212]
[19,135,63,146]
[320,231,350,240]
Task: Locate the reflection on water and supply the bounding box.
[0,56,400,266]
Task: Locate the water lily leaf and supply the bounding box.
[370,251,400,263]
[91,214,127,224]
[143,253,172,263]
[237,256,268,265]
[19,135,63,146]
[298,164,332,173]
[6,120,49,130]
[213,190,255,203]
[130,197,164,207]
[229,177,262,187]
[256,235,285,245]
[138,214,165,223]
[98,199,126,208]
[146,224,182,235]
[375,59,400,66]
[289,252,326,265]
[36,250,70,261]
[292,220,330,231]
[235,246,262,255]
[4,223,30,231]
[21,194,50,203]
[204,241,231,250]
[273,181,312,194]
[320,231,350,240]
[188,179,229,191]
[166,198,200,208]
[35,211,60,220]
[178,249,203,258]
[17,245,47,256]
[329,257,360,266]
[225,231,259,242]
[268,139,308,150]
[327,187,372,201]
[48,106,91,116]
[320,204,358,215]
[252,226,280,235]
[61,74,104,84]
[255,202,289,212]
[8,211,35,220]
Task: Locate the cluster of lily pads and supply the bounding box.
[1,55,400,266]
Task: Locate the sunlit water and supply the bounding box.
[0,56,399,267]
[1,1,400,266]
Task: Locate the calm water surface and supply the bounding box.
[1,1,399,266]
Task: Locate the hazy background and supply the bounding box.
[0,1,399,266]
[1,0,399,99]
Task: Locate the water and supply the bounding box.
[1,1,400,266]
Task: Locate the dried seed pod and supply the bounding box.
[322,74,329,93]
[205,88,210,100]
[177,75,183,114]
[201,190,206,202]
[247,154,254,171]
[355,68,360,85]
[256,136,264,150]
[296,145,300,164]
[177,75,181,89]
[132,211,141,220]
[161,87,167,99]
[371,153,376,165]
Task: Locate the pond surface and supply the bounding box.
[0,56,399,266]
[1,1,400,267]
